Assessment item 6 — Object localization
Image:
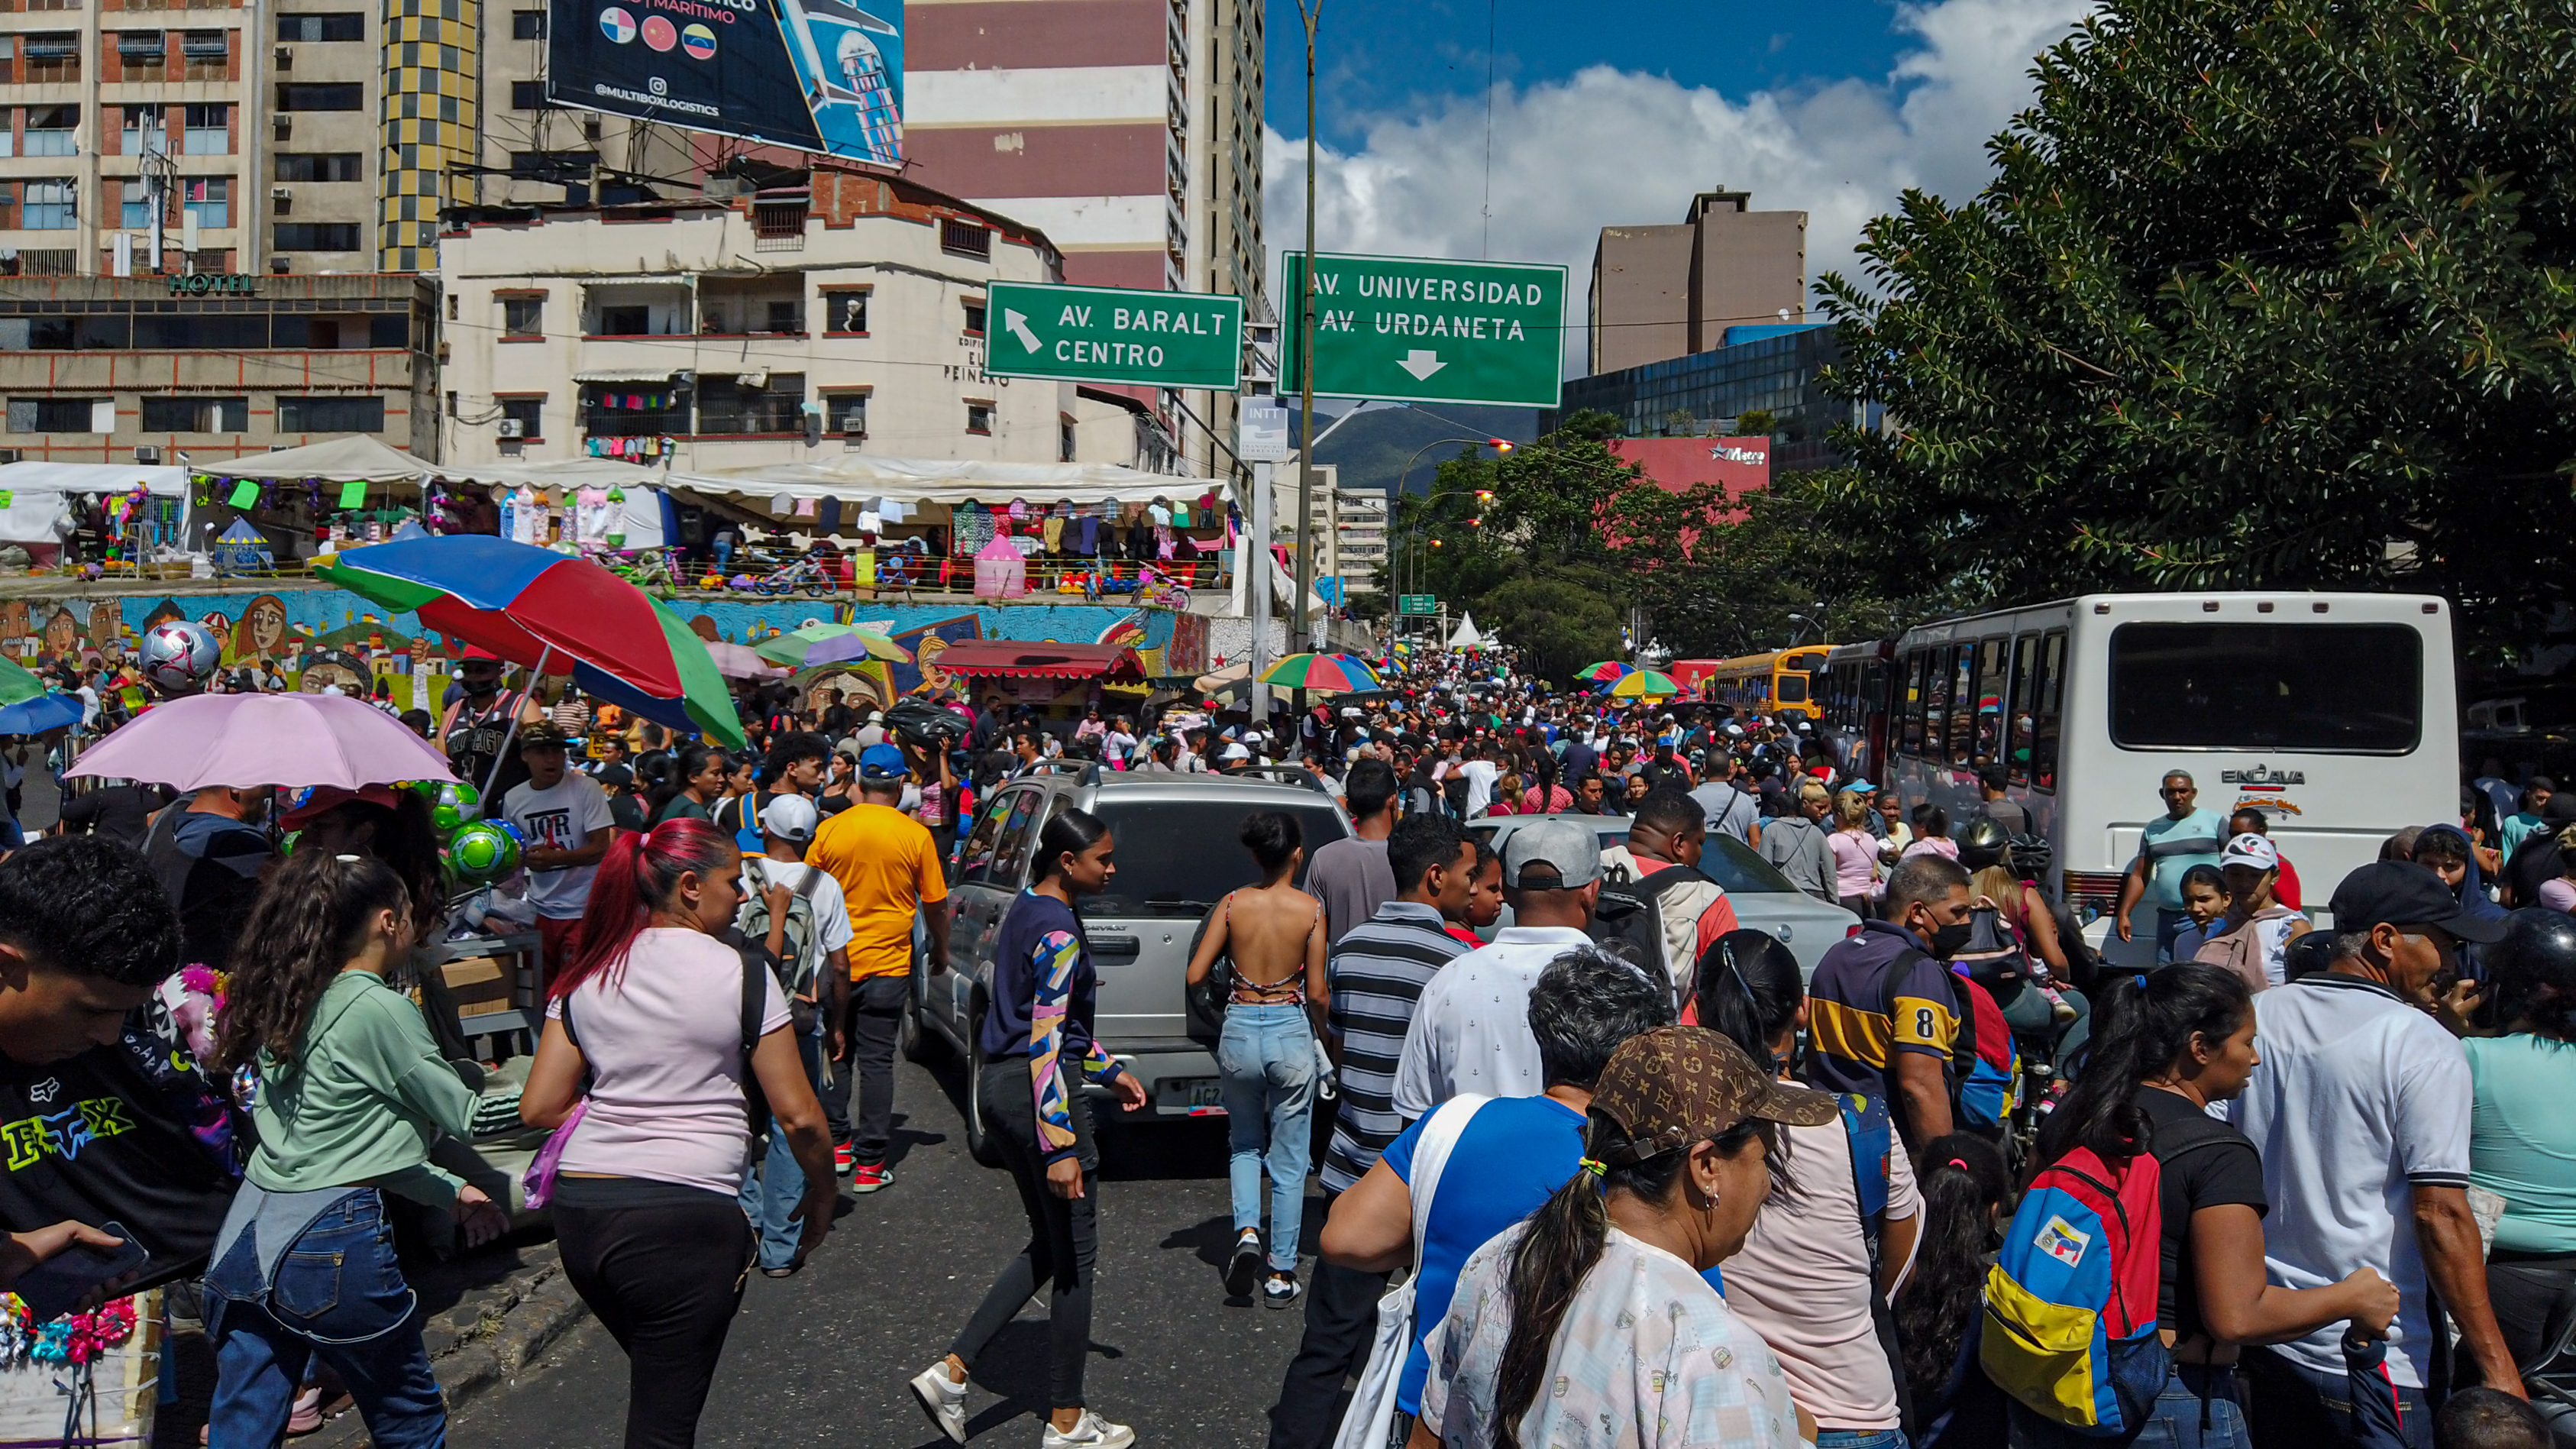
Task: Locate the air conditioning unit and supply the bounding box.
[274,44,291,67]
[134,445,160,464]
[0,450,21,466]
[270,185,292,200]
[583,118,602,141]
[270,254,292,274]
[496,419,525,438]
[273,115,291,137]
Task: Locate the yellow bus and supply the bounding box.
[1703,646,1832,718]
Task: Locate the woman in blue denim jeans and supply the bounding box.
[206,850,509,1448]
[1185,811,1327,1308]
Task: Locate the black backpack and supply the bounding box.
[1586,863,1708,991]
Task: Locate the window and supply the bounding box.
[279,13,366,40]
[274,153,360,183]
[2031,631,2066,791]
[962,299,986,337]
[965,401,994,435]
[1972,637,2008,766]
[595,305,651,336]
[119,180,157,229]
[141,396,247,432]
[273,222,360,251]
[1060,415,1076,462]
[955,791,1021,888]
[761,300,800,334]
[24,34,80,81]
[21,180,76,231]
[179,31,227,75]
[7,398,105,434]
[277,83,364,111]
[22,106,77,160]
[500,296,542,338]
[2108,622,2422,755]
[510,79,550,110]
[823,391,868,435]
[183,104,228,154]
[939,218,991,259]
[1944,645,1975,767]
[508,150,587,180]
[129,313,263,348]
[511,9,545,37]
[275,396,384,432]
[497,396,544,439]
[2006,634,2040,787]
[183,177,228,228]
[580,383,686,438]
[1914,650,1944,759]
[1081,800,1348,915]
[823,289,869,335]
[697,374,803,435]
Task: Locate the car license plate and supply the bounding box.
[1161,1078,1227,1116]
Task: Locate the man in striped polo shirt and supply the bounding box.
[1267,810,1478,1449]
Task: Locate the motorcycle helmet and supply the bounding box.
[1958,816,2012,870]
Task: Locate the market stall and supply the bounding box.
[202,439,672,558]
[0,461,196,568]
[930,639,1148,716]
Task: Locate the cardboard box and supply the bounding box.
[441,956,515,1018]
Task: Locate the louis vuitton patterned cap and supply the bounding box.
[1589,1026,1837,1163]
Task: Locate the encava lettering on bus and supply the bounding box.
[983,281,1244,390]
[1283,252,1567,408]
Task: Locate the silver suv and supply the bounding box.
[907,762,1353,1163]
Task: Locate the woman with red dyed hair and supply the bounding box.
[519,817,836,1449]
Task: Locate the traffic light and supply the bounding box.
[1489,438,1514,454]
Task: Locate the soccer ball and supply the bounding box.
[444,820,521,885]
[426,778,483,836]
[138,619,221,695]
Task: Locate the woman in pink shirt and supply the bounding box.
[1900,804,1960,863]
[1826,791,1880,915]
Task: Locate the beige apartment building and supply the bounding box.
[438,170,1143,470]
[1588,189,1805,375]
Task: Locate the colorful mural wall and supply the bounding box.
[1,588,1178,713]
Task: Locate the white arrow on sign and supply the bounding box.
[1004,309,1042,353]
[1396,349,1447,381]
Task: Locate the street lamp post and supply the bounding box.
[1387,436,1512,639]
[1293,0,1324,656]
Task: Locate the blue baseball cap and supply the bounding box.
[1846,779,1878,793]
[859,742,910,780]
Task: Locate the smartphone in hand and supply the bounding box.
[15,1221,147,1322]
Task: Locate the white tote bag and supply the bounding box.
[1331,1093,1489,1449]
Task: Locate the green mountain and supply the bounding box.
[1294,403,1546,495]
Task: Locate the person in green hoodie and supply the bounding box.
[204,849,508,1448]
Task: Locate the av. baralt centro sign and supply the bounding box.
[982,281,1243,390]
[1282,252,1566,409]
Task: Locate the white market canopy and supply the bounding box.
[202,437,660,492]
[0,462,196,546]
[1448,613,1485,648]
[667,455,1219,508]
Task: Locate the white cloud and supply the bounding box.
[1262,0,2091,374]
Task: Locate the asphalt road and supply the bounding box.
[449,1047,1329,1448]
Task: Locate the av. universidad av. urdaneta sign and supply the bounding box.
[1282,252,1566,409]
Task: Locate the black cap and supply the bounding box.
[2328,861,2509,944]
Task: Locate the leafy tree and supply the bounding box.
[1818,0,2576,655]
[1479,571,1627,684]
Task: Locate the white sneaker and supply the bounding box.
[1041,1410,1136,1449]
[909,1362,969,1445]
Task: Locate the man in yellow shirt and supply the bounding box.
[806,743,950,1192]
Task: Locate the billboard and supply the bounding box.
[547,0,902,165]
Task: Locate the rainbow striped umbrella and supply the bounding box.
[1258,652,1380,693]
[1606,668,1679,700]
[1576,660,1632,684]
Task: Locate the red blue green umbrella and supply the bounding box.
[1258,652,1380,693]
[316,535,744,747]
[1577,660,1632,684]
[0,658,82,736]
[1606,668,1679,700]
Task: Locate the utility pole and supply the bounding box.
[1292,0,1322,656]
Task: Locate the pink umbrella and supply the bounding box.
[704,642,789,681]
[67,693,456,791]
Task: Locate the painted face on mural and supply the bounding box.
[242,596,288,658]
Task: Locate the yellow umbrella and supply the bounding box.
[1607,668,1679,700]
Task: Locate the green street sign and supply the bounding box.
[983,281,1243,390]
[1398,594,1439,616]
[1282,252,1566,408]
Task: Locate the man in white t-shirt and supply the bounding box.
[2229,862,2523,1443]
[1457,741,1498,818]
[737,792,854,1273]
[1392,819,1601,1117]
[498,724,615,988]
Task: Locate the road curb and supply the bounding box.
[305,1246,591,1446]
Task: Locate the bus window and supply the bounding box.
[1921,650,1951,759]
[2033,630,2066,790]
[1901,652,1928,755]
[2108,622,2422,753]
[1972,638,2008,766]
[1778,671,1808,704]
[2007,634,2038,786]
[1946,645,1976,767]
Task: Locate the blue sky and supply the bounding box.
[1265,0,1923,152]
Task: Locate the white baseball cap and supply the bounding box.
[2219,832,2279,871]
[760,793,820,844]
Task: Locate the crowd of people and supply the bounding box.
[1,636,2573,1449]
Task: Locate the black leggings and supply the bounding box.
[952,1059,1100,1408]
[554,1178,755,1449]
[2487,1253,2576,1374]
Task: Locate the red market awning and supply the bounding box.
[935,640,1146,681]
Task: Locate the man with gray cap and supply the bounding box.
[1391,818,1604,1117]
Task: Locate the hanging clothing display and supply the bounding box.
[574,487,615,545]
[952,502,995,555]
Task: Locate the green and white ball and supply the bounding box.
[444,820,520,885]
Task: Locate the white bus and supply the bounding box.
[1866,592,2457,967]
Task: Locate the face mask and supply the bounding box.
[1925,918,1974,959]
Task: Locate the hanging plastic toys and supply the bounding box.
[444,820,523,887]
[409,778,483,838]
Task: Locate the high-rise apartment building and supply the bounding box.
[900,0,1263,478]
[1588,189,1805,375]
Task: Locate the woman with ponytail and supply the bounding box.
[910,809,1147,1449]
[2012,963,2397,1448]
[1894,1135,2009,1449]
[1415,1026,1830,1449]
[204,849,509,1448]
[648,743,725,824]
[518,817,836,1449]
[1696,930,1923,1447]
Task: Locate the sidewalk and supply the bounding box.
[152,1236,590,1447]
